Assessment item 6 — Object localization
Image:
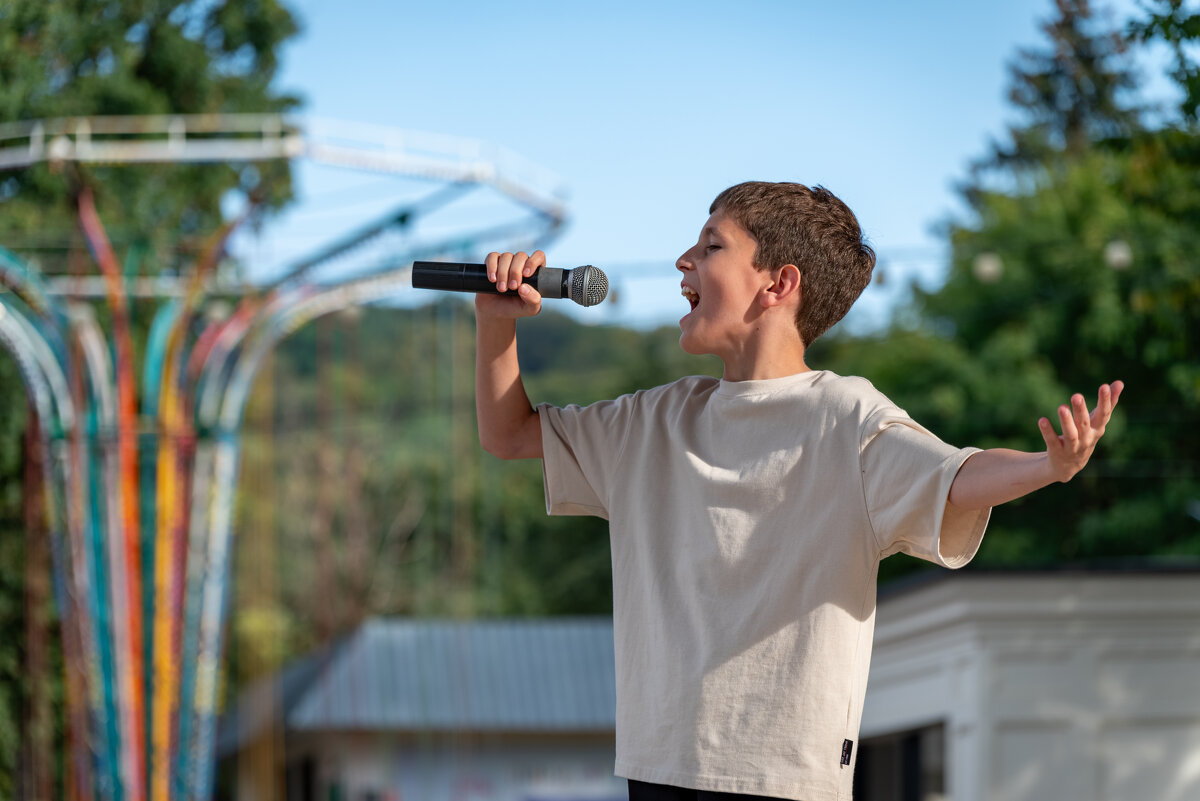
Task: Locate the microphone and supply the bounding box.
[412,260,609,307]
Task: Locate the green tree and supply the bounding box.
[0,0,298,270]
[986,0,1141,168]
[250,302,720,663]
[1129,0,1200,123]
[0,1,300,795]
[820,0,1199,579]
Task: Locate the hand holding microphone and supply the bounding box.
[479,250,547,320]
[412,250,608,318]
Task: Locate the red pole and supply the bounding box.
[76,185,145,801]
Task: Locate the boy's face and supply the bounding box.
[676,210,770,361]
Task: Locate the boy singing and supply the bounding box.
[473,181,1121,800]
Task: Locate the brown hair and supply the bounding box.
[710,181,875,346]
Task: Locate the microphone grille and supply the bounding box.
[570,265,609,307]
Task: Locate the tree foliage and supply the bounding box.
[988,0,1142,167]
[225,302,721,672]
[823,0,1200,580]
[1129,0,1200,122]
[3,0,1200,788]
[0,0,299,279]
[0,1,300,795]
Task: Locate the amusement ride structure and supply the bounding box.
[0,114,568,801]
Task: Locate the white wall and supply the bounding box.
[861,573,1200,801]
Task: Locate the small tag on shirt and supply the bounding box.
[841,739,854,766]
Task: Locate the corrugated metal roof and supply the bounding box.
[220,617,616,751]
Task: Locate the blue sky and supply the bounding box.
[241,0,1153,330]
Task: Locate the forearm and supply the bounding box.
[949,382,1123,510]
[948,448,1058,510]
[475,314,543,459]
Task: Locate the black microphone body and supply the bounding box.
[412,261,608,307]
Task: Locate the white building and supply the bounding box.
[858,569,1200,801]
[220,569,1200,801]
[218,618,626,801]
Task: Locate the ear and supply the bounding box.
[759,263,802,310]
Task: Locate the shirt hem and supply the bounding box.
[616,761,849,801]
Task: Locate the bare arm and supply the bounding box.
[474,251,545,460]
[948,381,1123,510]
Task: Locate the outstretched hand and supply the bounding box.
[948,381,1125,510]
[1039,381,1124,483]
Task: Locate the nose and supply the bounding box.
[676,245,696,273]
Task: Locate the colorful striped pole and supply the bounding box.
[77,187,146,801]
[0,133,561,799]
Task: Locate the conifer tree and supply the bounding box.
[989,0,1142,168]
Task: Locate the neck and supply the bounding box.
[720,335,810,382]
[722,359,811,383]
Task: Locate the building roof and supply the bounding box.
[218,617,616,753]
[877,559,1200,601]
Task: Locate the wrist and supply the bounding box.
[475,304,517,332]
[1040,451,1069,485]
[475,309,517,357]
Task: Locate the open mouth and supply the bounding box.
[681,284,699,311]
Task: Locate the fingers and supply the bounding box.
[1093,381,1124,424]
[486,250,546,292]
[487,251,517,291]
[1047,381,1124,448]
[1072,392,1090,436]
[474,284,542,319]
[477,251,545,320]
[1084,381,1125,434]
[1058,397,1082,445]
[1091,383,1112,429]
[1041,381,1123,482]
[516,282,543,312]
[1037,416,1060,452]
[1110,380,1124,406]
[485,251,500,285]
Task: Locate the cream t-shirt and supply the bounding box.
[538,370,990,801]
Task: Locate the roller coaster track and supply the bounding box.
[0,114,568,801]
[0,113,567,229]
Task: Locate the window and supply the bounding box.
[853,723,946,801]
[285,756,317,801]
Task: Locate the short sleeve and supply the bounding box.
[861,412,990,568]
[538,394,637,519]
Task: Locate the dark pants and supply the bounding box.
[627,779,787,800]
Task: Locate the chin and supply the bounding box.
[678,311,716,355]
[677,328,709,357]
